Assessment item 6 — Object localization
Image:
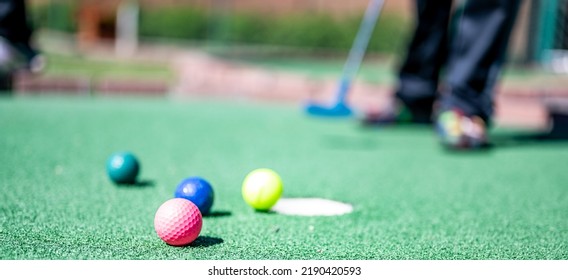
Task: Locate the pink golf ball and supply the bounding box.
[154,198,202,246]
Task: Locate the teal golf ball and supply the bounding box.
[106,152,140,184]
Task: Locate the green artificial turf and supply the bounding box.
[0,96,566,260]
[43,53,173,81]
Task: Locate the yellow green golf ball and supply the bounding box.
[242,168,283,211]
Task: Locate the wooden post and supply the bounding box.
[77,1,101,49]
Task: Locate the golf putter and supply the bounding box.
[305,0,385,117]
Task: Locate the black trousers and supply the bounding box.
[0,0,36,91]
[396,0,521,123]
[0,0,36,61]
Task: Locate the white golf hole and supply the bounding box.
[271,198,353,216]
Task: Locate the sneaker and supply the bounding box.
[436,109,488,149]
[362,98,432,125]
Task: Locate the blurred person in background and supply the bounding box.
[0,0,44,91]
[364,0,521,150]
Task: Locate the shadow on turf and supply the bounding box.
[117,179,156,188]
[439,142,494,154]
[189,236,224,248]
[204,210,232,218]
[491,131,568,148]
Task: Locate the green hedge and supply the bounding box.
[139,7,409,54]
[139,8,209,40]
[30,1,77,33]
[30,3,410,54]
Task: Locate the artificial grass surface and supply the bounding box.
[43,53,173,81]
[0,96,566,260]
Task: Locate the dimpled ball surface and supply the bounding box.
[154,198,202,246]
[106,152,140,184]
[242,168,283,211]
[174,177,214,215]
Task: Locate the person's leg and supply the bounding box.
[0,0,44,93]
[441,0,522,124]
[0,37,17,92]
[0,0,42,71]
[0,72,13,92]
[364,0,453,124]
[0,0,37,58]
[396,0,453,120]
[436,0,521,149]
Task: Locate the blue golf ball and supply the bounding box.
[106,152,140,184]
[174,177,214,215]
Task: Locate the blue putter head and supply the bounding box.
[305,78,354,117]
[305,102,353,117]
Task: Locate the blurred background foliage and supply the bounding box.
[29,1,410,55]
